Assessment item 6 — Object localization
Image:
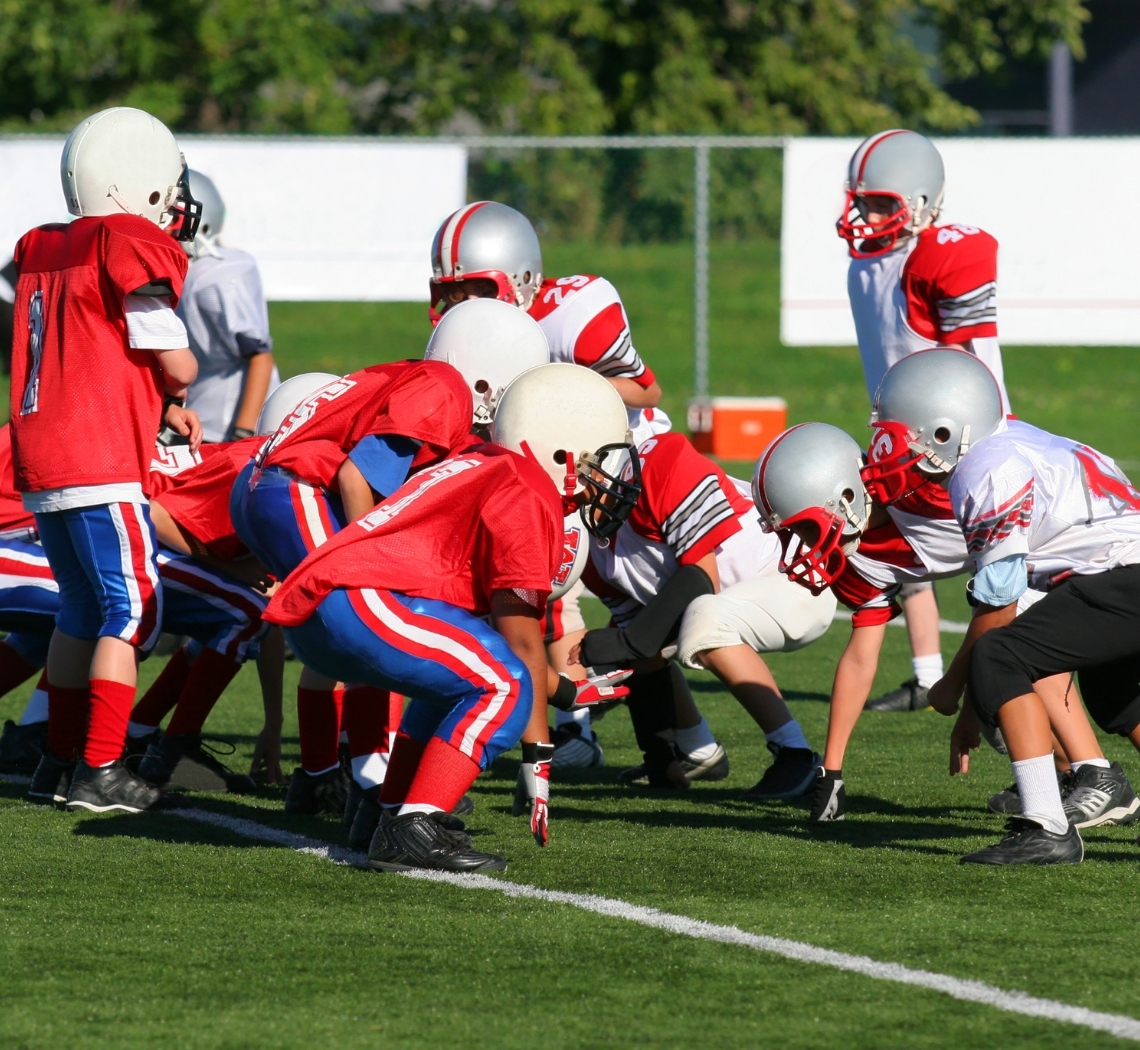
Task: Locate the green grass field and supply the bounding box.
[3,240,1140,1049]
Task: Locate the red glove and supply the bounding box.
[512,741,554,847]
[553,669,632,712]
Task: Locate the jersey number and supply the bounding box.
[20,290,44,416]
[542,275,591,307]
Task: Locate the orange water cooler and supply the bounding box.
[687,397,788,460]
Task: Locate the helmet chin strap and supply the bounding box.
[106,186,139,216]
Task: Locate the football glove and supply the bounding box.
[550,669,633,711]
[512,741,555,847]
[809,768,846,822]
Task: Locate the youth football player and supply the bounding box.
[11,107,204,813]
[754,421,1126,823]
[178,170,280,443]
[573,431,836,798]
[874,349,1140,864]
[263,364,640,872]
[838,129,1012,713]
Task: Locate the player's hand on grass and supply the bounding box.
[250,722,284,784]
[513,743,554,847]
[949,708,981,776]
[927,674,963,716]
[164,403,203,453]
[552,669,632,711]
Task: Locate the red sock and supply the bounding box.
[378,730,427,807]
[403,737,481,814]
[165,649,242,736]
[342,685,393,759]
[84,679,136,767]
[0,641,40,698]
[297,686,343,773]
[47,682,90,761]
[389,693,405,747]
[129,645,195,729]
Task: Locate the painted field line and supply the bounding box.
[831,609,969,633]
[173,807,1140,1042]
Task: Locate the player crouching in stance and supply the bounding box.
[13,108,204,814]
[876,349,1140,864]
[262,364,639,872]
[572,431,834,795]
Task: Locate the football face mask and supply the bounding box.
[166,161,204,243]
[836,190,911,259]
[575,442,642,541]
[775,510,853,596]
[861,421,929,505]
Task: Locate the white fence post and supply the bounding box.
[693,141,711,400]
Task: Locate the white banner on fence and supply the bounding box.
[781,137,1140,346]
[0,137,467,301]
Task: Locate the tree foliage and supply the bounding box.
[0,0,1089,239]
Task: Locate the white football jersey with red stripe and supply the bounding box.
[848,224,1009,411]
[950,419,1140,588]
[587,433,779,622]
[528,274,671,442]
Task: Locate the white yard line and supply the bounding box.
[171,806,1140,1042]
[831,609,969,633]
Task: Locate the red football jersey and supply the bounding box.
[150,437,261,562]
[257,360,473,489]
[0,426,34,532]
[902,225,998,344]
[9,215,188,494]
[528,275,656,389]
[265,444,563,625]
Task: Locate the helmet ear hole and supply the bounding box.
[934,426,951,444]
[553,449,567,465]
[842,488,855,503]
[148,191,160,205]
[474,379,490,394]
[522,271,531,284]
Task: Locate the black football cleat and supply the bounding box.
[138,734,256,793]
[0,719,48,775]
[367,810,504,873]
[27,751,74,805]
[348,791,383,853]
[677,742,729,782]
[284,765,349,815]
[1062,762,1140,828]
[988,769,1070,816]
[808,768,846,821]
[864,677,930,712]
[122,728,162,768]
[961,818,1083,865]
[451,794,475,817]
[66,760,162,813]
[741,743,821,801]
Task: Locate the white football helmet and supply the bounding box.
[492,362,641,539]
[183,170,226,259]
[255,372,340,436]
[836,129,945,258]
[752,423,872,595]
[870,348,1003,478]
[424,298,551,426]
[61,107,201,240]
[551,509,590,600]
[430,201,543,323]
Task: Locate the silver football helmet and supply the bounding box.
[183,170,226,259]
[429,201,543,323]
[837,129,945,258]
[752,423,872,595]
[869,348,1003,478]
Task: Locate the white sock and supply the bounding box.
[18,687,49,725]
[305,763,339,777]
[674,717,716,760]
[765,718,810,752]
[398,802,441,816]
[351,751,389,789]
[1012,754,1069,834]
[1070,757,1110,772]
[553,706,593,736]
[912,653,944,689]
[127,719,158,738]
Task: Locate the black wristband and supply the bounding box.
[163,394,186,411]
[550,674,577,711]
[230,426,255,440]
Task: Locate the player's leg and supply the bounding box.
[288,587,532,870]
[126,643,195,748]
[961,569,1140,863]
[0,636,51,775]
[866,582,941,711]
[57,503,164,814]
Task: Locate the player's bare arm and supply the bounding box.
[927,600,1017,715]
[490,590,548,721]
[155,346,198,395]
[607,376,662,409]
[336,456,379,523]
[251,625,285,784]
[232,351,276,437]
[823,622,888,770]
